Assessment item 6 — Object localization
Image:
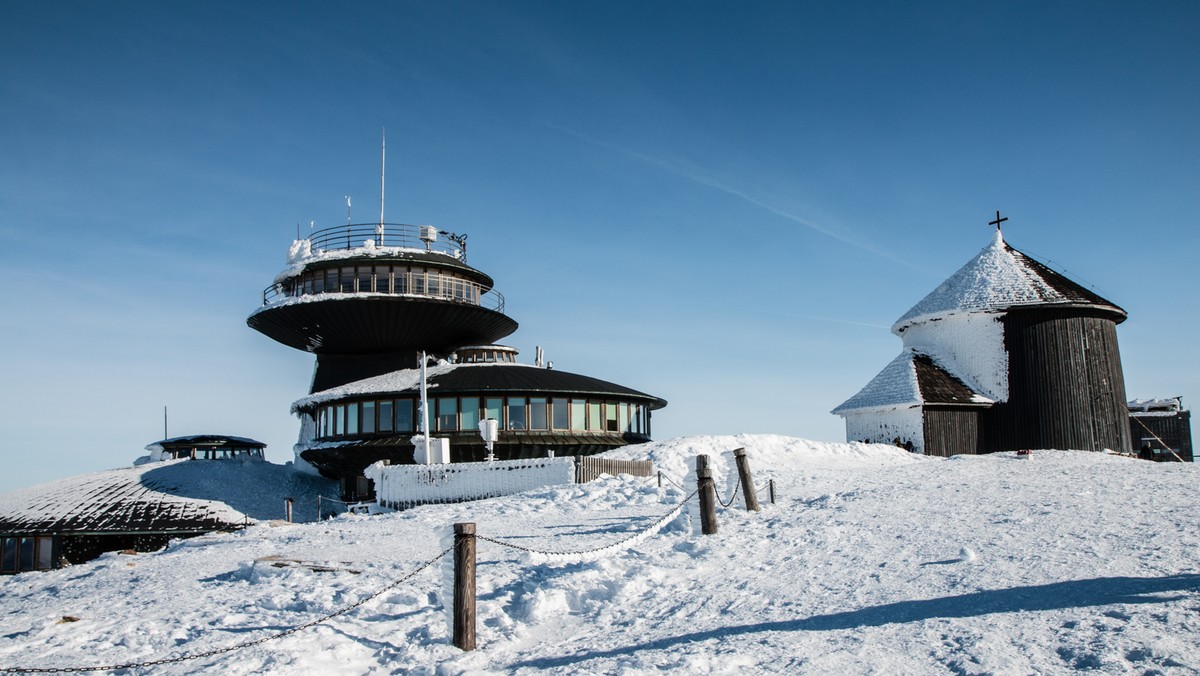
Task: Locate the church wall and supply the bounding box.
[843,407,924,453]
[981,310,1130,453]
[923,408,980,457]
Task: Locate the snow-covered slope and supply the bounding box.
[1,436,1197,674]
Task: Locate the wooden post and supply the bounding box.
[453,522,477,651]
[316,495,322,521]
[284,498,294,523]
[696,455,718,535]
[769,479,776,504]
[733,448,760,512]
[657,471,662,488]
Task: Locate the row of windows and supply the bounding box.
[316,396,651,440]
[1,536,53,574]
[162,447,265,461]
[283,265,483,305]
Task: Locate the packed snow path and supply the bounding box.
[2,435,1198,674]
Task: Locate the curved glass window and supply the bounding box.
[313,395,652,440]
[529,397,548,430]
[507,397,526,430]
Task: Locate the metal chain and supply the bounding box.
[477,490,698,558]
[2,546,454,674]
[657,472,687,491]
[715,481,740,508]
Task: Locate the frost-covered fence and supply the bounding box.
[366,458,576,510]
[575,456,655,483]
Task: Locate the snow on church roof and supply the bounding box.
[832,350,993,415]
[892,229,1125,335]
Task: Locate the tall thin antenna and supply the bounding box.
[163,406,168,440]
[346,195,351,225]
[379,128,386,230]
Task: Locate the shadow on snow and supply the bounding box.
[509,574,1200,670]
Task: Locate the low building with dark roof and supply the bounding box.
[0,436,332,574]
[834,224,1131,456]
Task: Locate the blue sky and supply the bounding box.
[1,1,1197,492]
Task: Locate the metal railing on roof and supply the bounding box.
[306,223,468,260]
[261,274,505,312]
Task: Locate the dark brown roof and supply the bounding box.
[913,354,992,407]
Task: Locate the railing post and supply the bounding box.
[453,522,477,651]
[769,479,776,505]
[733,448,760,511]
[657,471,662,488]
[696,455,718,535]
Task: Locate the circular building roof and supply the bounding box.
[292,361,667,411]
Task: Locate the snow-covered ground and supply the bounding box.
[2,435,1198,674]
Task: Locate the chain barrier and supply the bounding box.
[657,471,687,491]
[476,489,699,559]
[1,546,454,675]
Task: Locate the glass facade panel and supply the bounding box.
[461,397,480,432]
[606,402,619,432]
[412,269,426,295]
[394,268,408,294]
[395,399,414,432]
[529,397,548,430]
[324,268,338,293]
[588,402,602,431]
[19,538,34,571]
[358,266,372,293]
[552,399,569,430]
[619,403,630,433]
[2,538,15,572]
[437,398,459,431]
[346,403,359,435]
[335,405,345,436]
[378,400,394,433]
[571,400,586,431]
[507,397,526,430]
[340,267,355,292]
[485,398,503,427]
[37,537,53,570]
[362,401,376,434]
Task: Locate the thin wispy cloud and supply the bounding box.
[548,124,925,272]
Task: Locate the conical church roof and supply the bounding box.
[892,230,1125,335]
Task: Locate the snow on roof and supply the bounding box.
[832,350,993,415]
[1128,397,1186,415]
[273,241,463,284]
[0,459,334,534]
[892,230,1124,334]
[292,361,667,412]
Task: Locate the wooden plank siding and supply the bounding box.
[575,457,655,483]
[1130,411,1193,461]
[981,310,1131,453]
[923,408,980,457]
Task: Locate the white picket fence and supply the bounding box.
[365,457,576,510]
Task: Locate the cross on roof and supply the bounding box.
[989,210,1008,231]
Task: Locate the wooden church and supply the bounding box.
[833,217,1131,456]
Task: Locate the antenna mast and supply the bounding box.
[378,128,386,245]
[346,195,351,225]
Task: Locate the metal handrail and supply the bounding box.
[261,280,506,313]
[304,223,467,259]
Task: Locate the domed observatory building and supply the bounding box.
[833,223,1131,456]
[249,223,666,499]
